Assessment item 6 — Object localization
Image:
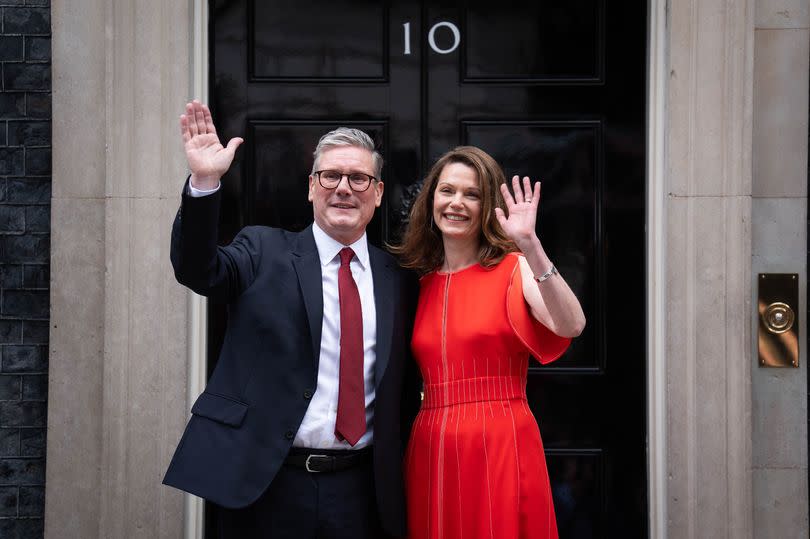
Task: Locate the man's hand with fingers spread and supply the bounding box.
[180,100,243,190]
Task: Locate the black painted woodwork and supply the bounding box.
[208,1,647,537]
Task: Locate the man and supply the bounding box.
[163,100,419,538]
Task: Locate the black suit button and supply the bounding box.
[303,390,313,399]
[285,430,294,440]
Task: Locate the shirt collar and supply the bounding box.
[312,222,370,270]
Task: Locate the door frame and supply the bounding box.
[646,0,667,536]
[185,2,209,537]
[184,1,668,537]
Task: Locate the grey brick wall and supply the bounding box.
[0,1,50,537]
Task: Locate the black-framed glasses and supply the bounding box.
[314,170,377,192]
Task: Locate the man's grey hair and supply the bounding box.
[311,127,384,179]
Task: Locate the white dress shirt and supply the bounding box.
[188,181,221,197]
[188,181,377,449]
[298,223,376,449]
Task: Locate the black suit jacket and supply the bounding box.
[163,182,419,537]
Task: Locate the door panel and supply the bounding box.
[463,2,603,82]
[251,1,389,81]
[209,1,646,536]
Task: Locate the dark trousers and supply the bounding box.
[216,453,382,539]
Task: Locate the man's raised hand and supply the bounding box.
[180,100,243,190]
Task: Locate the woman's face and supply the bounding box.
[432,162,482,243]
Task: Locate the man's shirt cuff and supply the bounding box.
[187,180,221,197]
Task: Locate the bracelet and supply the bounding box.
[533,265,558,283]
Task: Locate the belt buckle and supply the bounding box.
[305,454,329,473]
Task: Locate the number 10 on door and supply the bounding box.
[403,21,461,55]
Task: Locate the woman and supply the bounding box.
[394,146,585,539]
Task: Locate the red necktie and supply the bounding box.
[335,247,366,446]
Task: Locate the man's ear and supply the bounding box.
[374,181,384,207]
[308,175,315,202]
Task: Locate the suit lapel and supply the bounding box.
[292,226,323,364]
[293,229,395,387]
[370,246,395,388]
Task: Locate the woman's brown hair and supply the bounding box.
[391,146,516,275]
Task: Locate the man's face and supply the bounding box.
[308,146,384,245]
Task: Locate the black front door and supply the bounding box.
[208,1,647,537]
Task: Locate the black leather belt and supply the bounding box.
[285,447,372,473]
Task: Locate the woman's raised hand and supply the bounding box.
[180,100,243,190]
[494,175,542,248]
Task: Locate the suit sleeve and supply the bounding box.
[170,177,262,301]
[400,271,422,447]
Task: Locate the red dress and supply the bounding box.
[404,253,571,539]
